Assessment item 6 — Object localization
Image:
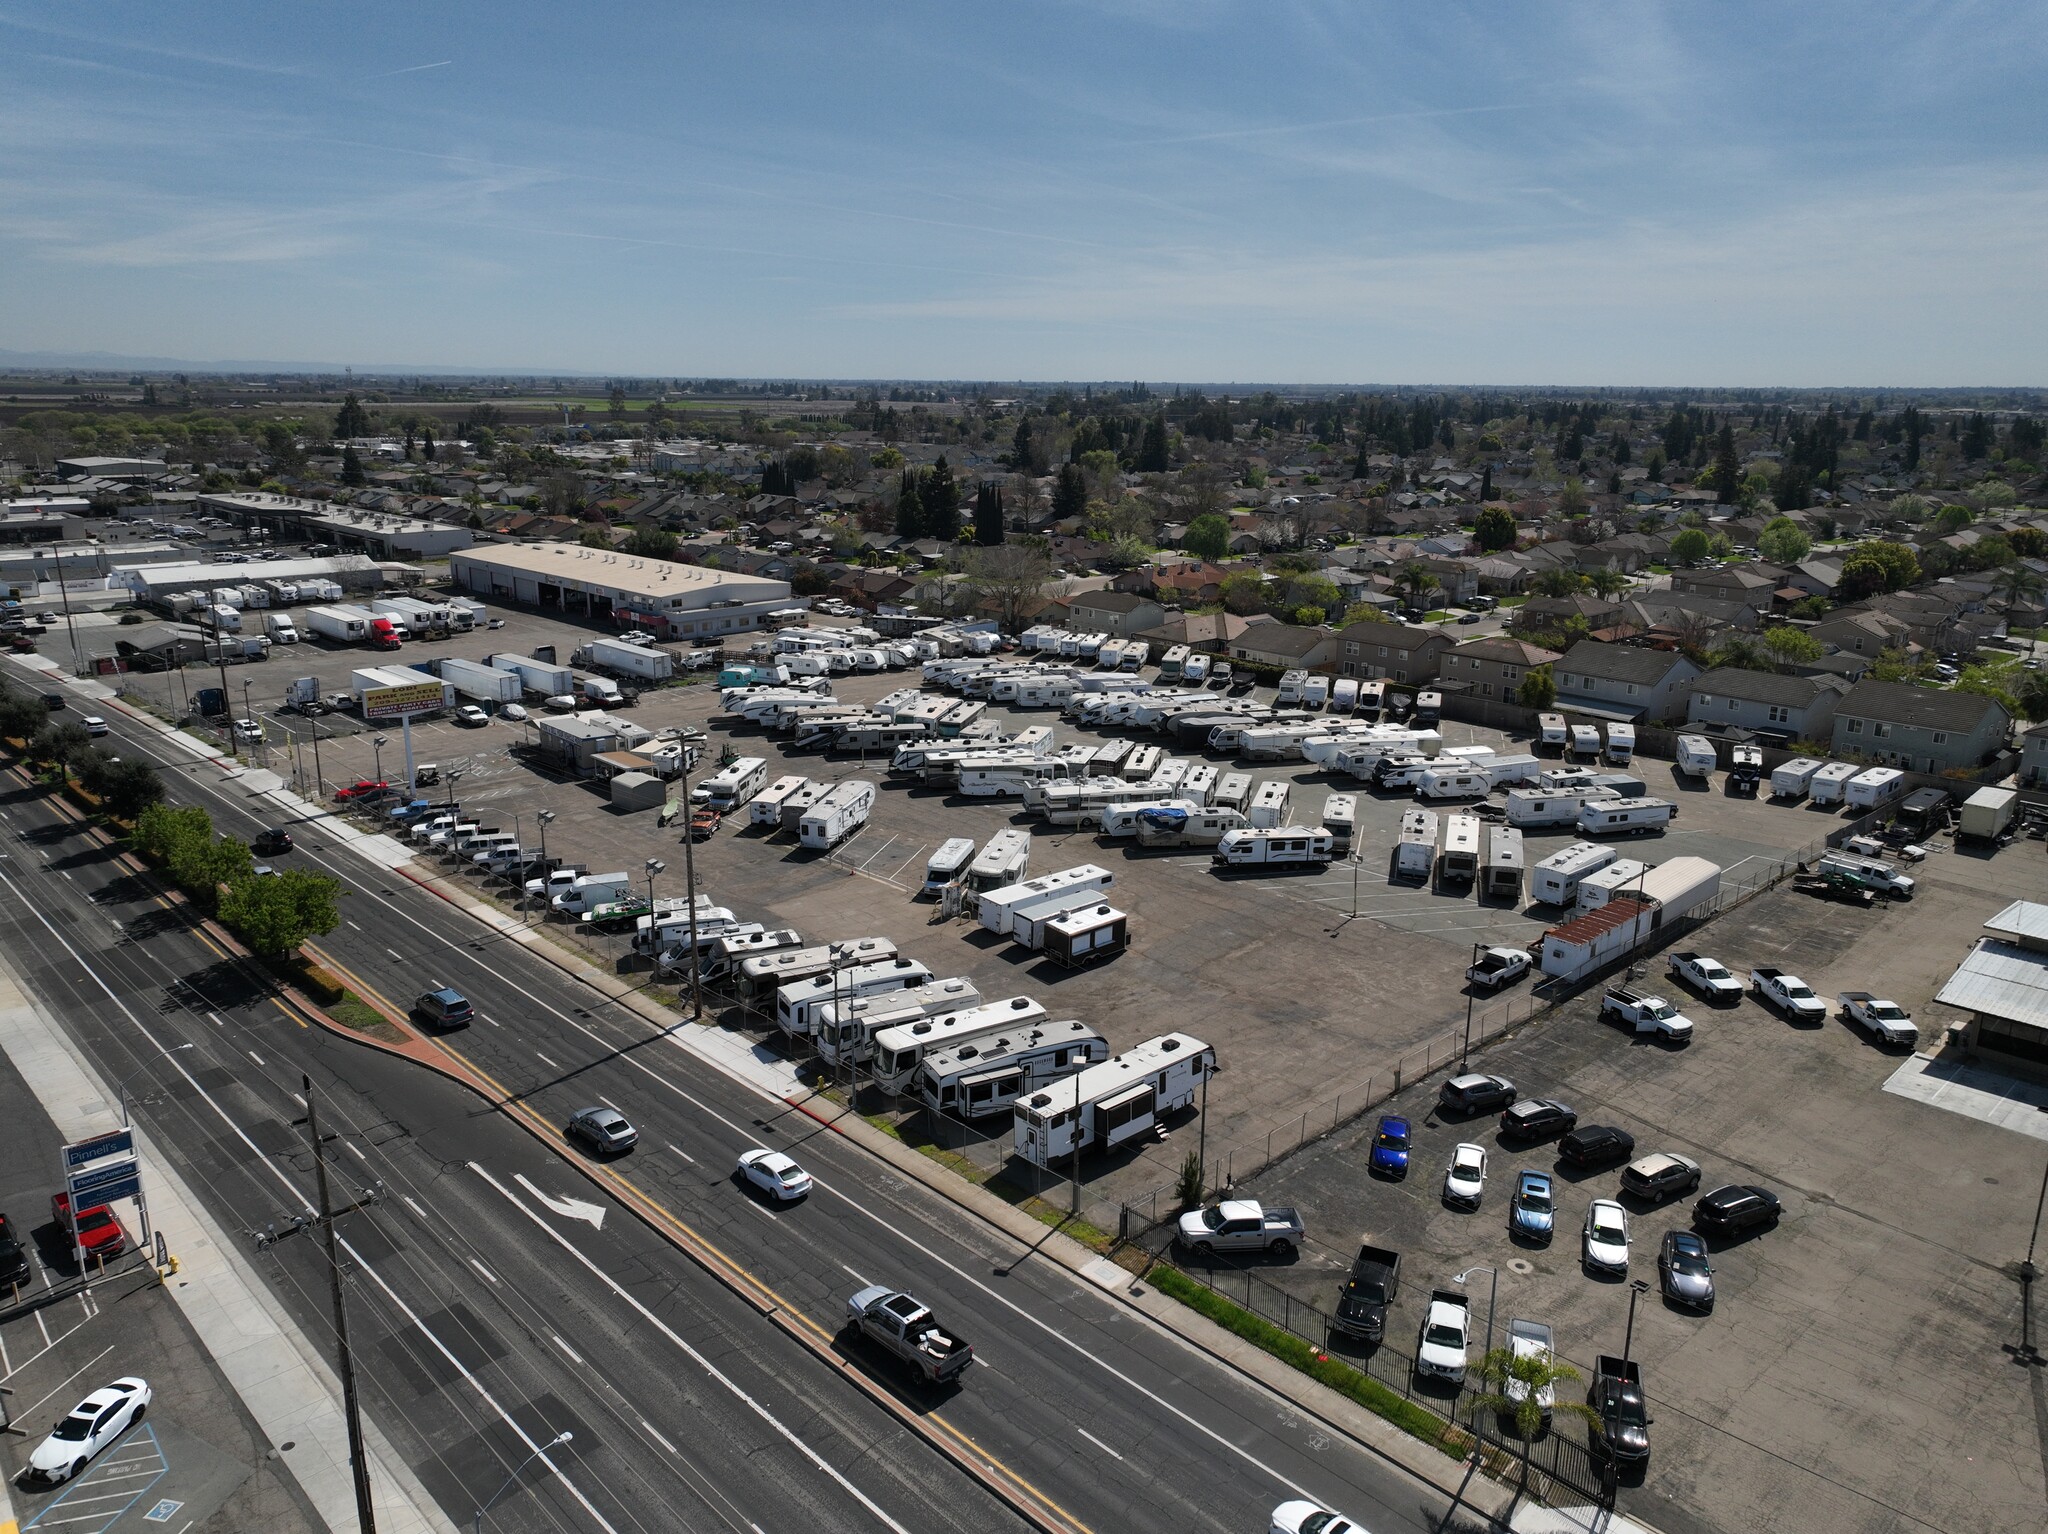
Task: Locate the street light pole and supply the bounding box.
[1454,1263,1498,1367]
[644,858,664,956]
[678,749,703,1021]
[533,809,555,922]
[1464,940,1483,1063]
[305,1076,376,1534]
[1621,1277,1650,1362]
[371,734,388,787]
[471,1431,572,1534]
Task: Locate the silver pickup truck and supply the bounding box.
[1175,1199,1305,1258]
[844,1286,974,1386]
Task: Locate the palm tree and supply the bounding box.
[1995,560,2045,614]
[1532,567,1588,599]
[1391,564,1441,611]
[1586,566,1629,598]
[1469,1344,1603,1491]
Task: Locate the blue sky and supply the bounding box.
[2,2,2044,385]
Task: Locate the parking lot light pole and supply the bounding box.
[678,752,703,1021]
[1464,941,1484,1063]
[1622,1277,1651,1361]
[472,1431,571,1534]
[1453,1264,1498,1368]
[371,734,388,786]
[644,856,664,924]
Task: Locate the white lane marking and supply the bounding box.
[550,1333,584,1365]
[0,864,623,1534]
[839,1263,869,1286]
[206,1012,225,1028]
[402,1195,428,1220]
[469,1161,913,1534]
[468,1258,499,1285]
[639,1419,677,1456]
[247,1049,265,1066]
[346,1142,369,1162]
[386,948,403,961]
[1077,1427,1124,1461]
[666,1143,695,1163]
[534,1051,559,1068]
[511,1172,605,1229]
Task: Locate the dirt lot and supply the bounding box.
[1221,860,2048,1534]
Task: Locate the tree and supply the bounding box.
[1473,505,1516,552]
[76,754,162,819]
[607,383,629,421]
[1586,566,1628,598]
[540,469,583,515]
[1183,513,1230,562]
[1710,424,1741,503]
[1669,528,1712,566]
[1079,448,1121,498]
[623,527,679,562]
[895,469,922,538]
[218,868,344,957]
[419,421,435,462]
[576,525,612,548]
[333,393,369,440]
[1757,517,1811,565]
[1995,561,2046,613]
[1557,477,1590,515]
[1470,1345,1600,1488]
[1761,625,1823,664]
[1390,565,1441,610]
[339,446,366,487]
[2011,527,2047,560]
[1516,666,1556,709]
[1051,463,1089,523]
[1710,634,1778,673]
[2018,670,2048,723]
[1136,413,1170,473]
[973,481,1005,546]
[1219,571,1268,614]
[1936,503,1975,534]
[923,455,960,541]
[1532,567,1588,598]
[961,543,1052,632]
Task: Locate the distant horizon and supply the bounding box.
[2,6,2042,387]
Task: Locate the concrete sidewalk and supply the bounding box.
[0,959,455,1534]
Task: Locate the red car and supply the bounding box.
[333,779,390,801]
[52,1193,126,1262]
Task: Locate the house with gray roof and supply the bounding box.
[1552,639,1702,722]
[1829,677,2011,773]
[1685,668,1846,744]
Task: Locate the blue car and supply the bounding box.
[1510,1170,1556,1242]
[1369,1115,1411,1178]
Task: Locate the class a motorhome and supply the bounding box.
[966,828,1031,892]
[871,996,1051,1094]
[1356,680,1386,720]
[914,1019,1111,1120]
[1012,1033,1216,1168]
[1246,780,1293,829]
[1481,825,1526,901]
[1577,797,1677,836]
[1435,812,1482,888]
[955,756,1075,797]
[1529,841,1619,906]
[1395,807,1439,880]
[1322,793,1358,842]
[977,864,1116,935]
[1568,724,1602,761]
[812,976,985,1068]
[797,779,878,850]
[1212,771,1253,814]
[775,957,935,1039]
[1132,803,1247,848]
[1211,826,1335,868]
[702,757,769,811]
[922,837,977,896]
[1090,737,1134,774]
[749,774,813,828]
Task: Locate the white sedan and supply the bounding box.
[1441,1142,1488,1209]
[1583,1198,1631,1275]
[28,1376,152,1484]
[1270,1499,1364,1534]
[736,1147,813,1201]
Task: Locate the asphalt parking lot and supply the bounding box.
[1221,866,2048,1534]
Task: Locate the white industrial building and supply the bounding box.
[448,542,795,639]
[195,492,476,559]
[110,554,390,603]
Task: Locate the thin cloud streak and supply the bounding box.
[1127,101,1529,147]
[375,60,453,77]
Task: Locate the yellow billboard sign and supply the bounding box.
[361,681,445,719]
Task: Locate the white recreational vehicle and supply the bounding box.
[1012,1034,1217,1168]
[774,958,934,1039]
[1481,825,1526,902]
[977,865,1116,936]
[1212,771,1253,814]
[701,757,769,812]
[922,837,977,896]
[812,976,984,1069]
[1578,797,1677,836]
[1538,713,1568,752]
[1133,804,1247,848]
[1034,778,1173,828]
[1322,793,1358,843]
[750,774,813,828]
[1435,812,1482,888]
[1395,807,1438,880]
[1568,724,1602,761]
[1247,780,1293,829]
[1808,761,1858,806]
[797,779,877,850]
[966,828,1031,892]
[870,996,1052,1094]
[1099,798,1197,839]
[1675,735,1717,781]
[1604,723,1636,766]
[1770,758,1824,800]
[1212,826,1335,869]
[914,1019,1110,1121]
[1529,842,1619,906]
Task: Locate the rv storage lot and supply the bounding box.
[262,618,1857,1211]
[1218,859,2048,1534]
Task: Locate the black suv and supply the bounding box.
[253,829,293,856]
[1438,1073,1516,1115]
[1499,1098,1577,1143]
[412,987,474,1029]
[1693,1183,1781,1236]
[1558,1124,1635,1169]
[0,1210,30,1287]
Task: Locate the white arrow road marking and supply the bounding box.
[513,1171,606,1228]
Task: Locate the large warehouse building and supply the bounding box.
[448,542,796,639]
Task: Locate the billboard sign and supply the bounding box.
[67,1160,141,1205]
[362,681,444,720]
[64,1130,134,1169]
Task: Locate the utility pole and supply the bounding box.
[257,1076,382,1534]
[679,746,704,1021]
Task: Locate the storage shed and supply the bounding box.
[608,771,665,813]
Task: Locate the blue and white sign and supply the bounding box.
[67,1160,142,1205]
[64,1130,134,1169]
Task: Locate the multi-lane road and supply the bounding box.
[0,682,1481,1534]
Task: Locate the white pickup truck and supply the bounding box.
[1751,967,1828,1023]
[1175,1199,1305,1258]
[1838,992,1919,1047]
[1667,951,1743,1004]
[1466,947,1533,990]
[1415,1289,1472,1384]
[1598,986,1695,1041]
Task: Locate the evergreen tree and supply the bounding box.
[895,469,922,538]
[340,446,366,486]
[1479,464,1493,503]
[1051,463,1089,522]
[420,422,435,461]
[923,455,960,540]
[1711,425,1740,504]
[403,425,416,459]
[333,392,369,440]
[973,482,1005,546]
[1136,414,1170,473]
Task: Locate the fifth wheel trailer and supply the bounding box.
[914,1019,1110,1120]
[1012,1033,1217,1168]
[797,779,878,850]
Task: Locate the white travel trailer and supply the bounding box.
[1569,724,1602,761]
[1212,772,1253,814]
[871,996,1051,1094]
[1277,670,1310,705]
[1417,765,1491,801]
[1133,804,1247,848]
[1122,745,1164,781]
[1529,842,1619,906]
[1247,780,1293,829]
[1484,754,1543,788]
[1012,1033,1217,1168]
[1505,786,1620,828]
[1179,762,1219,805]
[1149,757,1190,796]
[1160,644,1191,680]
[1573,858,1651,910]
[1577,797,1677,836]
[1099,798,1197,839]
[914,1019,1111,1120]
[1322,792,1358,843]
[1538,713,1568,751]
[1331,678,1360,713]
[1436,812,1482,888]
[1675,735,1717,781]
[775,957,935,1039]
[1770,758,1824,800]
[812,976,984,1069]
[696,929,805,984]
[701,757,769,812]
[1301,676,1331,710]
[922,837,977,896]
[1035,778,1172,828]
[1807,761,1858,806]
[797,779,877,850]
[1845,766,1906,810]
[1182,651,1211,684]
[1212,826,1335,868]
[1395,808,1439,880]
[750,774,813,828]
[1239,723,1327,762]
[1481,825,1526,902]
[966,828,1031,892]
[976,865,1116,935]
